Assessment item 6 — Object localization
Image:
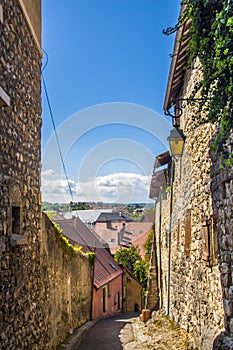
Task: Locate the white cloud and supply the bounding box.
[41,169,152,203]
[42,169,58,178]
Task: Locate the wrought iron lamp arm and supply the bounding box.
[164,97,208,122]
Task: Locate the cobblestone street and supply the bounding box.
[61,311,194,349]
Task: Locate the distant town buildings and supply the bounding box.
[62,208,153,254]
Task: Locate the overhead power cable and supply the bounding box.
[42,50,74,202]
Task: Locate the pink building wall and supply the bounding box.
[92,275,122,319]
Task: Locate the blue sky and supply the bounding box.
[41,1,180,203]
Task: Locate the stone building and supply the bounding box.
[148,6,233,350]
[121,265,142,313]
[0,1,92,348]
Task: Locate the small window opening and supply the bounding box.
[12,206,20,234]
[108,283,112,297]
[110,262,116,270]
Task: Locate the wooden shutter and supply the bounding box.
[184,209,191,256]
[202,220,210,262]
[211,215,219,265]
[177,220,180,247]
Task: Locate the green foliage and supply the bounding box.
[86,251,95,266]
[114,245,141,270]
[143,226,154,256]
[133,259,149,294]
[42,202,61,211]
[45,213,83,257]
[70,201,89,210]
[130,212,143,221]
[164,0,233,166]
[143,208,154,215]
[114,245,149,295]
[124,205,134,213]
[45,211,56,220]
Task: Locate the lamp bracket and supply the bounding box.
[164,97,207,122]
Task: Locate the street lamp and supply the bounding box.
[168,126,186,158]
[166,125,185,316]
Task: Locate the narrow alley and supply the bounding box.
[63,312,149,350]
[61,310,195,350]
[1,1,233,349]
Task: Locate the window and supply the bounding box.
[108,283,112,297]
[110,263,116,270]
[202,216,218,266]
[184,209,191,256]
[103,287,106,313]
[12,206,20,234]
[110,238,115,243]
[117,291,121,310]
[202,219,210,262]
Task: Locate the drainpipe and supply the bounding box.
[167,159,174,316]
[158,188,163,309]
[90,246,96,320]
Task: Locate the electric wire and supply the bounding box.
[42,49,74,202]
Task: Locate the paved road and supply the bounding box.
[76,313,140,350]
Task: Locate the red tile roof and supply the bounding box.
[93,222,152,250]
[52,215,122,289]
[93,247,122,289]
[53,216,105,248]
[140,213,154,223]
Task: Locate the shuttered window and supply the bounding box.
[184,209,191,256]
[177,220,180,247]
[202,216,218,266]
[211,215,219,265]
[202,220,210,262]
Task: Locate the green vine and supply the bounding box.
[164,0,233,166]
[86,251,95,266]
[45,212,83,257]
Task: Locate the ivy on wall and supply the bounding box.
[164,0,233,165]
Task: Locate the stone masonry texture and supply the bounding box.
[0,0,43,348]
[211,133,233,350]
[152,58,232,349]
[41,214,92,349]
[0,1,92,349]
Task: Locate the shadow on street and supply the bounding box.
[78,312,140,350]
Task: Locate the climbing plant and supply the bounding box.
[164,0,233,165]
[114,245,149,294]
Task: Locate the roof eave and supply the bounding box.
[163,15,191,111]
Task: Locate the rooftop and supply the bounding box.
[52,215,122,289]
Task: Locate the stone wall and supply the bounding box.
[211,133,233,350]
[0,0,44,348]
[146,226,159,312]
[153,59,225,349]
[41,214,92,348]
[0,1,93,348]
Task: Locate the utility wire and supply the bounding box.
[42,50,74,202]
